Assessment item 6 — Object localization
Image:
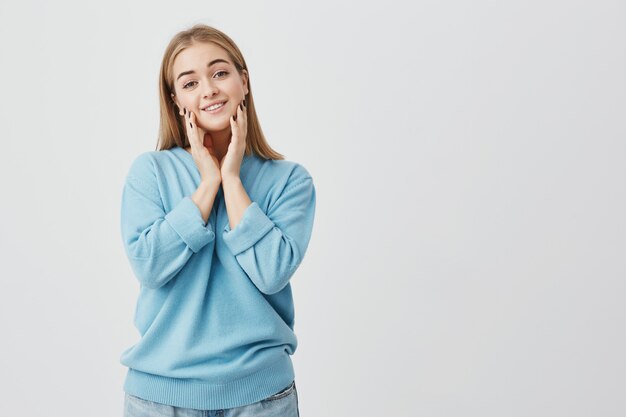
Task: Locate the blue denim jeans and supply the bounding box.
[123,380,299,417]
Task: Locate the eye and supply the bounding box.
[182,71,229,89]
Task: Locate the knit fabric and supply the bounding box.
[119,146,316,409]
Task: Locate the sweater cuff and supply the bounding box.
[222,202,275,255]
[165,196,215,253]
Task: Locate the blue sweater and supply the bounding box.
[119,146,316,409]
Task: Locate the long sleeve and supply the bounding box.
[222,168,316,295]
[120,153,216,289]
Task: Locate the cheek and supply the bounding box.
[179,97,195,111]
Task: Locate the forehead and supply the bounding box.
[172,42,231,72]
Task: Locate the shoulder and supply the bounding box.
[256,157,314,186]
[125,150,171,179]
[251,157,315,210]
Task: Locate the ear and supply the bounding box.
[242,69,249,96]
[171,93,183,115]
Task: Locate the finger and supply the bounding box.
[234,101,243,125]
[191,111,203,141]
[239,101,247,138]
[239,100,247,123]
[189,109,197,131]
[186,110,201,153]
[185,109,194,141]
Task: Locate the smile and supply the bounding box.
[202,101,226,112]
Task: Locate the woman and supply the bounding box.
[120,23,315,417]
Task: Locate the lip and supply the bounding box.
[202,100,227,113]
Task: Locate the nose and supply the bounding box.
[203,78,219,97]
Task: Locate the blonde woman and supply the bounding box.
[120,23,315,417]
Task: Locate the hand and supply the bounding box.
[184,107,221,185]
[219,99,248,179]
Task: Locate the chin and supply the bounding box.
[198,119,231,132]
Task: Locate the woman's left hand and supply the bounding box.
[220,99,247,179]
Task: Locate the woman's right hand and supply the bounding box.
[185,108,221,185]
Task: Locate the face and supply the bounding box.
[170,41,248,134]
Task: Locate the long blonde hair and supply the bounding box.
[155,24,284,160]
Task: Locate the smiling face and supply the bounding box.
[170,41,248,134]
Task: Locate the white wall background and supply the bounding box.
[0,1,624,416]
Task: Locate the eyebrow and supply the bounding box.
[176,59,231,81]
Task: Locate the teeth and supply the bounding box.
[204,102,225,111]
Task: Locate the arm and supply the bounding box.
[222,176,252,232]
[120,154,216,289]
[192,179,222,224]
[222,169,316,295]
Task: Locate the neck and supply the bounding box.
[183,127,233,161]
[207,128,231,161]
